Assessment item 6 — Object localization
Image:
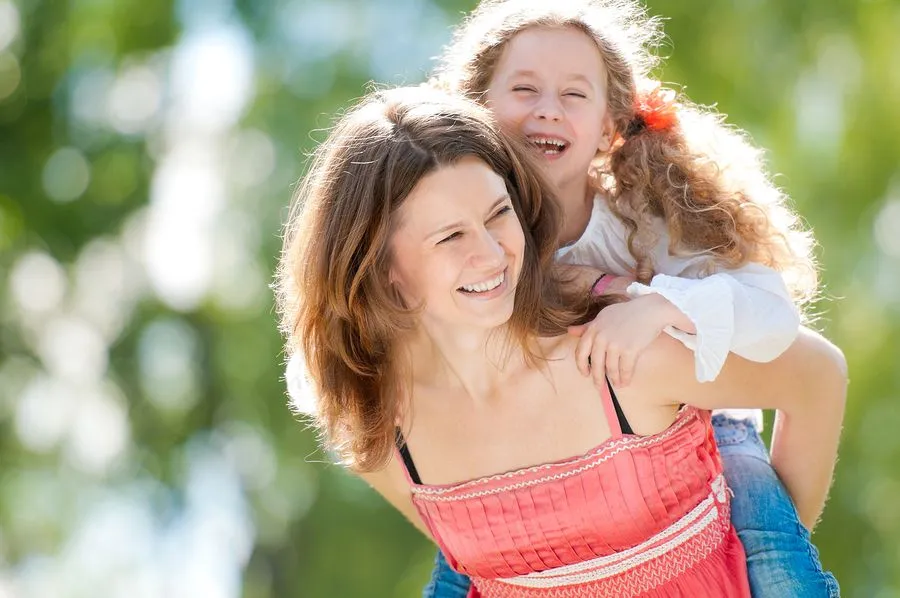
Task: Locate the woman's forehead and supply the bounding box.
[393,159,509,231]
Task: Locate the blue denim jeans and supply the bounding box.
[423,550,471,598]
[423,414,839,598]
[714,413,840,597]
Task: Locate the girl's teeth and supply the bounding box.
[461,272,505,293]
[531,137,566,148]
[530,137,566,155]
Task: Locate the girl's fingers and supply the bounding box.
[591,343,608,390]
[574,332,594,376]
[605,347,620,388]
[618,351,636,387]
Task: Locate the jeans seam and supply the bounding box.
[797,522,821,569]
[796,520,840,594]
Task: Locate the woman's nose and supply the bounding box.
[469,227,505,268]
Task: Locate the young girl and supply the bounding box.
[420,0,841,596]
[277,87,846,597]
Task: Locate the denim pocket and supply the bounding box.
[711,416,749,446]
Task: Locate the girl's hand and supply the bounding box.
[569,293,689,388]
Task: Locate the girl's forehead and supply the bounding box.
[506,25,599,51]
[496,26,606,75]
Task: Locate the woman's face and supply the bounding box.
[388,156,526,333]
[485,26,614,193]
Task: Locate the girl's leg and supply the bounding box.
[422,549,472,598]
[713,412,841,598]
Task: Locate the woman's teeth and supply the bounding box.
[460,271,505,293]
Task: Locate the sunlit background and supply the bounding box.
[0,0,898,596]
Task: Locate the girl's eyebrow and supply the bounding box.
[508,69,595,87]
[565,74,593,86]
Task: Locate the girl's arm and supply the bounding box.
[564,205,801,384]
[627,326,848,529]
[626,262,801,382]
[569,263,798,388]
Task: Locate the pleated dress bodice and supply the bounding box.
[399,385,751,597]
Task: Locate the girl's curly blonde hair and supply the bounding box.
[430,0,818,304]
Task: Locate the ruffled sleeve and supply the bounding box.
[626,263,801,382]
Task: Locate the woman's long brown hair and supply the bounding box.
[275,87,607,472]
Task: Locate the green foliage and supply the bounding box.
[1,0,898,596]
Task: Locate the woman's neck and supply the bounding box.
[404,322,527,406]
[555,178,595,247]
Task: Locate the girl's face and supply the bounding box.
[389,157,525,334]
[485,26,614,193]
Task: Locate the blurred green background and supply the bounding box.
[0,0,898,596]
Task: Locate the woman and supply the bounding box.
[276,86,846,596]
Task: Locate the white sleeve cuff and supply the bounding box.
[285,353,318,415]
[627,274,736,382]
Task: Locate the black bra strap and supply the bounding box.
[395,428,422,485]
[606,378,634,435]
[395,380,632,487]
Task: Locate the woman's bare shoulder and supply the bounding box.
[535,333,582,365]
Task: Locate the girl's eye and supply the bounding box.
[437,231,462,244]
[512,86,537,93]
[564,91,588,98]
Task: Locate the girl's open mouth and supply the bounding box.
[528,136,569,157]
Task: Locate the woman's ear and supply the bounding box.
[388,268,408,307]
[388,264,404,289]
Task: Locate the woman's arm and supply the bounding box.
[357,459,436,539]
[628,327,848,529]
[284,354,436,537]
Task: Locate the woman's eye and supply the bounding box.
[512,86,536,93]
[491,206,512,220]
[564,91,587,98]
[437,231,462,244]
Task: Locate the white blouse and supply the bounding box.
[556,196,800,383]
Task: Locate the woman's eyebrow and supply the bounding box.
[425,194,510,240]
